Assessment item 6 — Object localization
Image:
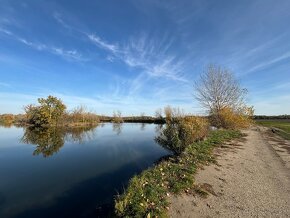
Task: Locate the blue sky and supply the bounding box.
[0,0,289,115]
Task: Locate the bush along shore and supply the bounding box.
[115,129,243,217]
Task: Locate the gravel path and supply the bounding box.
[169,127,290,217]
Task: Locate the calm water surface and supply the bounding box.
[0,123,169,218]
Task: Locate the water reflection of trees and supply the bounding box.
[155,122,187,155]
[155,124,163,133]
[140,123,146,131]
[112,123,122,135]
[21,126,97,157]
[64,126,96,143]
[0,123,13,128]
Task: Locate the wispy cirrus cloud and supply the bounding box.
[53,12,73,31]
[51,10,191,108]
[52,11,188,83]
[18,38,47,51]
[85,31,189,97]
[87,34,119,53]
[0,27,12,35]
[50,47,84,61]
[0,27,85,61]
[245,51,290,74]
[87,33,188,83]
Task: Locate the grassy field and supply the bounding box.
[256,120,290,140]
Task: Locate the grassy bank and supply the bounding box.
[115,129,243,217]
[256,120,290,140]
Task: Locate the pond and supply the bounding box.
[0,123,169,218]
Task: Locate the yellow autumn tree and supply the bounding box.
[25,96,66,126]
[194,64,253,129]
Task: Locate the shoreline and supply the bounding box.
[1,116,166,128]
[114,129,243,217]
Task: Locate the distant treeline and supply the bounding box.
[99,115,165,124]
[2,113,289,127]
[0,114,26,126]
[0,113,165,126]
[253,115,290,120]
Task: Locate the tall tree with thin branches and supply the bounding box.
[194,64,253,128]
[194,64,247,114]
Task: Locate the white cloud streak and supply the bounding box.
[53,12,72,30]
[245,51,290,74]
[0,27,85,61]
[88,34,119,53]
[50,47,84,61]
[53,12,188,83]
[87,33,188,83]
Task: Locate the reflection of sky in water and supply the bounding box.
[0,123,168,218]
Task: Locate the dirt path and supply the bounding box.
[169,127,290,217]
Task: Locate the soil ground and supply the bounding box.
[169,127,290,217]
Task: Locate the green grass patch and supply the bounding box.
[256,120,290,140]
[114,130,243,217]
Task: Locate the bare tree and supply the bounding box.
[155,108,163,119]
[112,110,123,123]
[72,105,87,122]
[194,64,247,114]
